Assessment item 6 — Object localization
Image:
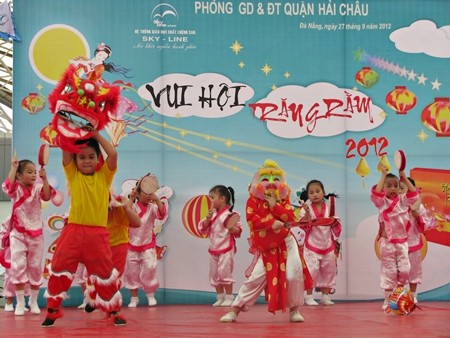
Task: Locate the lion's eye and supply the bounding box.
[62,84,73,94]
[98,101,106,111]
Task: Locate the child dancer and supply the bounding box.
[2,155,54,316]
[300,179,341,306]
[371,165,419,310]
[220,159,304,323]
[83,193,141,312]
[400,178,428,304]
[123,174,166,307]
[43,132,126,327]
[1,216,14,312]
[198,185,242,307]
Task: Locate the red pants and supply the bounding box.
[86,243,128,303]
[45,224,121,312]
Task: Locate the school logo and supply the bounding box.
[151,3,178,28]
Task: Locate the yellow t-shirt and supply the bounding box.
[107,206,130,246]
[64,159,116,227]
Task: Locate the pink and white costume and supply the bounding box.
[300,199,341,289]
[2,178,55,287]
[122,200,166,294]
[198,207,242,287]
[0,216,13,298]
[406,204,427,285]
[371,186,419,289]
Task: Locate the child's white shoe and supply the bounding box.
[290,310,305,322]
[147,295,157,307]
[413,294,418,304]
[321,295,334,306]
[382,297,390,310]
[213,294,225,307]
[4,303,14,312]
[305,295,319,306]
[220,311,237,323]
[29,301,41,314]
[128,296,139,308]
[220,295,234,307]
[14,303,25,316]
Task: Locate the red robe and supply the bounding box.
[246,195,295,313]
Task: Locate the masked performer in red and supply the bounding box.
[220,159,304,323]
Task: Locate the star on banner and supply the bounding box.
[417,129,428,142]
[230,40,244,55]
[431,79,442,90]
[407,69,417,81]
[261,64,272,76]
[417,73,428,85]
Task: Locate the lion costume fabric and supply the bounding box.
[40,64,121,152]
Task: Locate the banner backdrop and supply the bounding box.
[12,0,450,302]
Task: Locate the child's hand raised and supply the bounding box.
[399,170,407,181]
[379,164,389,174]
[11,155,18,169]
[39,167,47,180]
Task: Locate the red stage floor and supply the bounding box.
[1,302,449,337]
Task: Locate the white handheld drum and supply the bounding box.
[394,150,406,171]
[38,144,49,168]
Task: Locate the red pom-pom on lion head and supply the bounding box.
[41,64,121,152]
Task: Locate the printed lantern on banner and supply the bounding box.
[355,157,370,189]
[355,67,379,88]
[386,286,416,315]
[21,93,46,114]
[421,97,450,137]
[385,86,417,114]
[181,195,212,238]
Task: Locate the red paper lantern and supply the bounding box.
[21,93,46,114]
[421,97,450,136]
[355,67,379,88]
[181,195,212,238]
[385,86,417,114]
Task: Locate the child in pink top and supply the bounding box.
[2,155,54,316]
[300,179,341,306]
[198,185,242,307]
[371,165,419,310]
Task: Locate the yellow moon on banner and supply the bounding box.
[29,24,89,84]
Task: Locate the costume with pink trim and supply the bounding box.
[300,198,341,289]
[2,178,55,286]
[406,204,426,284]
[371,186,419,289]
[122,200,166,294]
[198,206,243,287]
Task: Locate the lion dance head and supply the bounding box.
[249,159,290,201]
[40,64,121,152]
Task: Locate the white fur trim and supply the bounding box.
[43,289,69,300]
[89,268,119,286]
[47,264,75,280]
[96,290,123,312]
